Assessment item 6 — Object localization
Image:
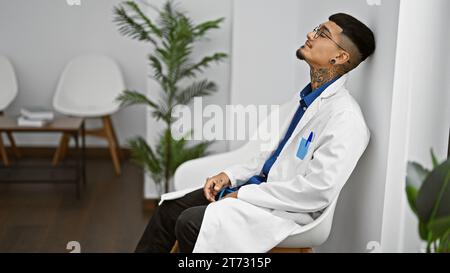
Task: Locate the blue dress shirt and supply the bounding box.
[216,76,341,200]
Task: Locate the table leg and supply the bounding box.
[0,132,10,166]
[82,121,86,186]
[52,133,70,166]
[74,132,80,200]
[6,132,21,158]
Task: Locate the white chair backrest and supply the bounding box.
[53,55,125,117]
[0,56,18,111]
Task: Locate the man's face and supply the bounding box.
[296,21,345,67]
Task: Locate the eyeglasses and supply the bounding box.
[313,25,348,52]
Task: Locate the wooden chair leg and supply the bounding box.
[51,116,122,174]
[0,133,10,166]
[170,239,312,254]
[0,112,11,165]
[269,247,313,253]
[6,132,21,158]
[52,133,71,166]
[102,116,121,175]
[170,241,179,253]
[60,133,71,160]
[111,122,123,160]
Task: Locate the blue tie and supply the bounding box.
[215,77,340,200]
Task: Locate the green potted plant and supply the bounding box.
[113,0,228,195]
[405,149,450,253]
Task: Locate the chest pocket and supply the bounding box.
[296,131,314,160]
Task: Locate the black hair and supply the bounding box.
[329,13,376,62]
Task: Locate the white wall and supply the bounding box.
[381,0,450,252]
[405,0,450,188]
[228,0,300,150]
[144,0,233,198]
[231,0,401,252]
[0,0,148,147]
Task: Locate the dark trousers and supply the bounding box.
[135,188,209,253]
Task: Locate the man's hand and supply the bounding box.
[203,172,231,202]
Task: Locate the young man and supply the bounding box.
[136,13,375,253]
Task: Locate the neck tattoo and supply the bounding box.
[310,67,340,90]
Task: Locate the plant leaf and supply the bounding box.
[148,55,165,81]
[116,90,159,109]
[172,140,212,172]
[428,216,450,241]
[406,185,419,216]
[193,18,225,37]
[405,161,429,217]
[113,0,227,194]
[431,148,439,168]
[406,161,430,190]
[125,1,163,38]
[128,137,162,182]
[179,53,228,80]
[158,0,178,41]
[416,158,450,223]
[175,80,217,105]
[113,3,156,45]
[419,220,429,241]
[152,102,172,123]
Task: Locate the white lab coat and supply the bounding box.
[160,74,370,252]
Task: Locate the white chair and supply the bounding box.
[0,55,21,165]
[52,55,125,175]
[173,99,339,253]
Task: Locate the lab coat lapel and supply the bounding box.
[277,97,300,140]
[282,74,348,149]
[282,99,321,149]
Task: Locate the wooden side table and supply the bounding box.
[0,116,86,199]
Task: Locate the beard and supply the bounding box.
[296,46,305,60]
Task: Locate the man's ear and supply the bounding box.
[334,51,350,65]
